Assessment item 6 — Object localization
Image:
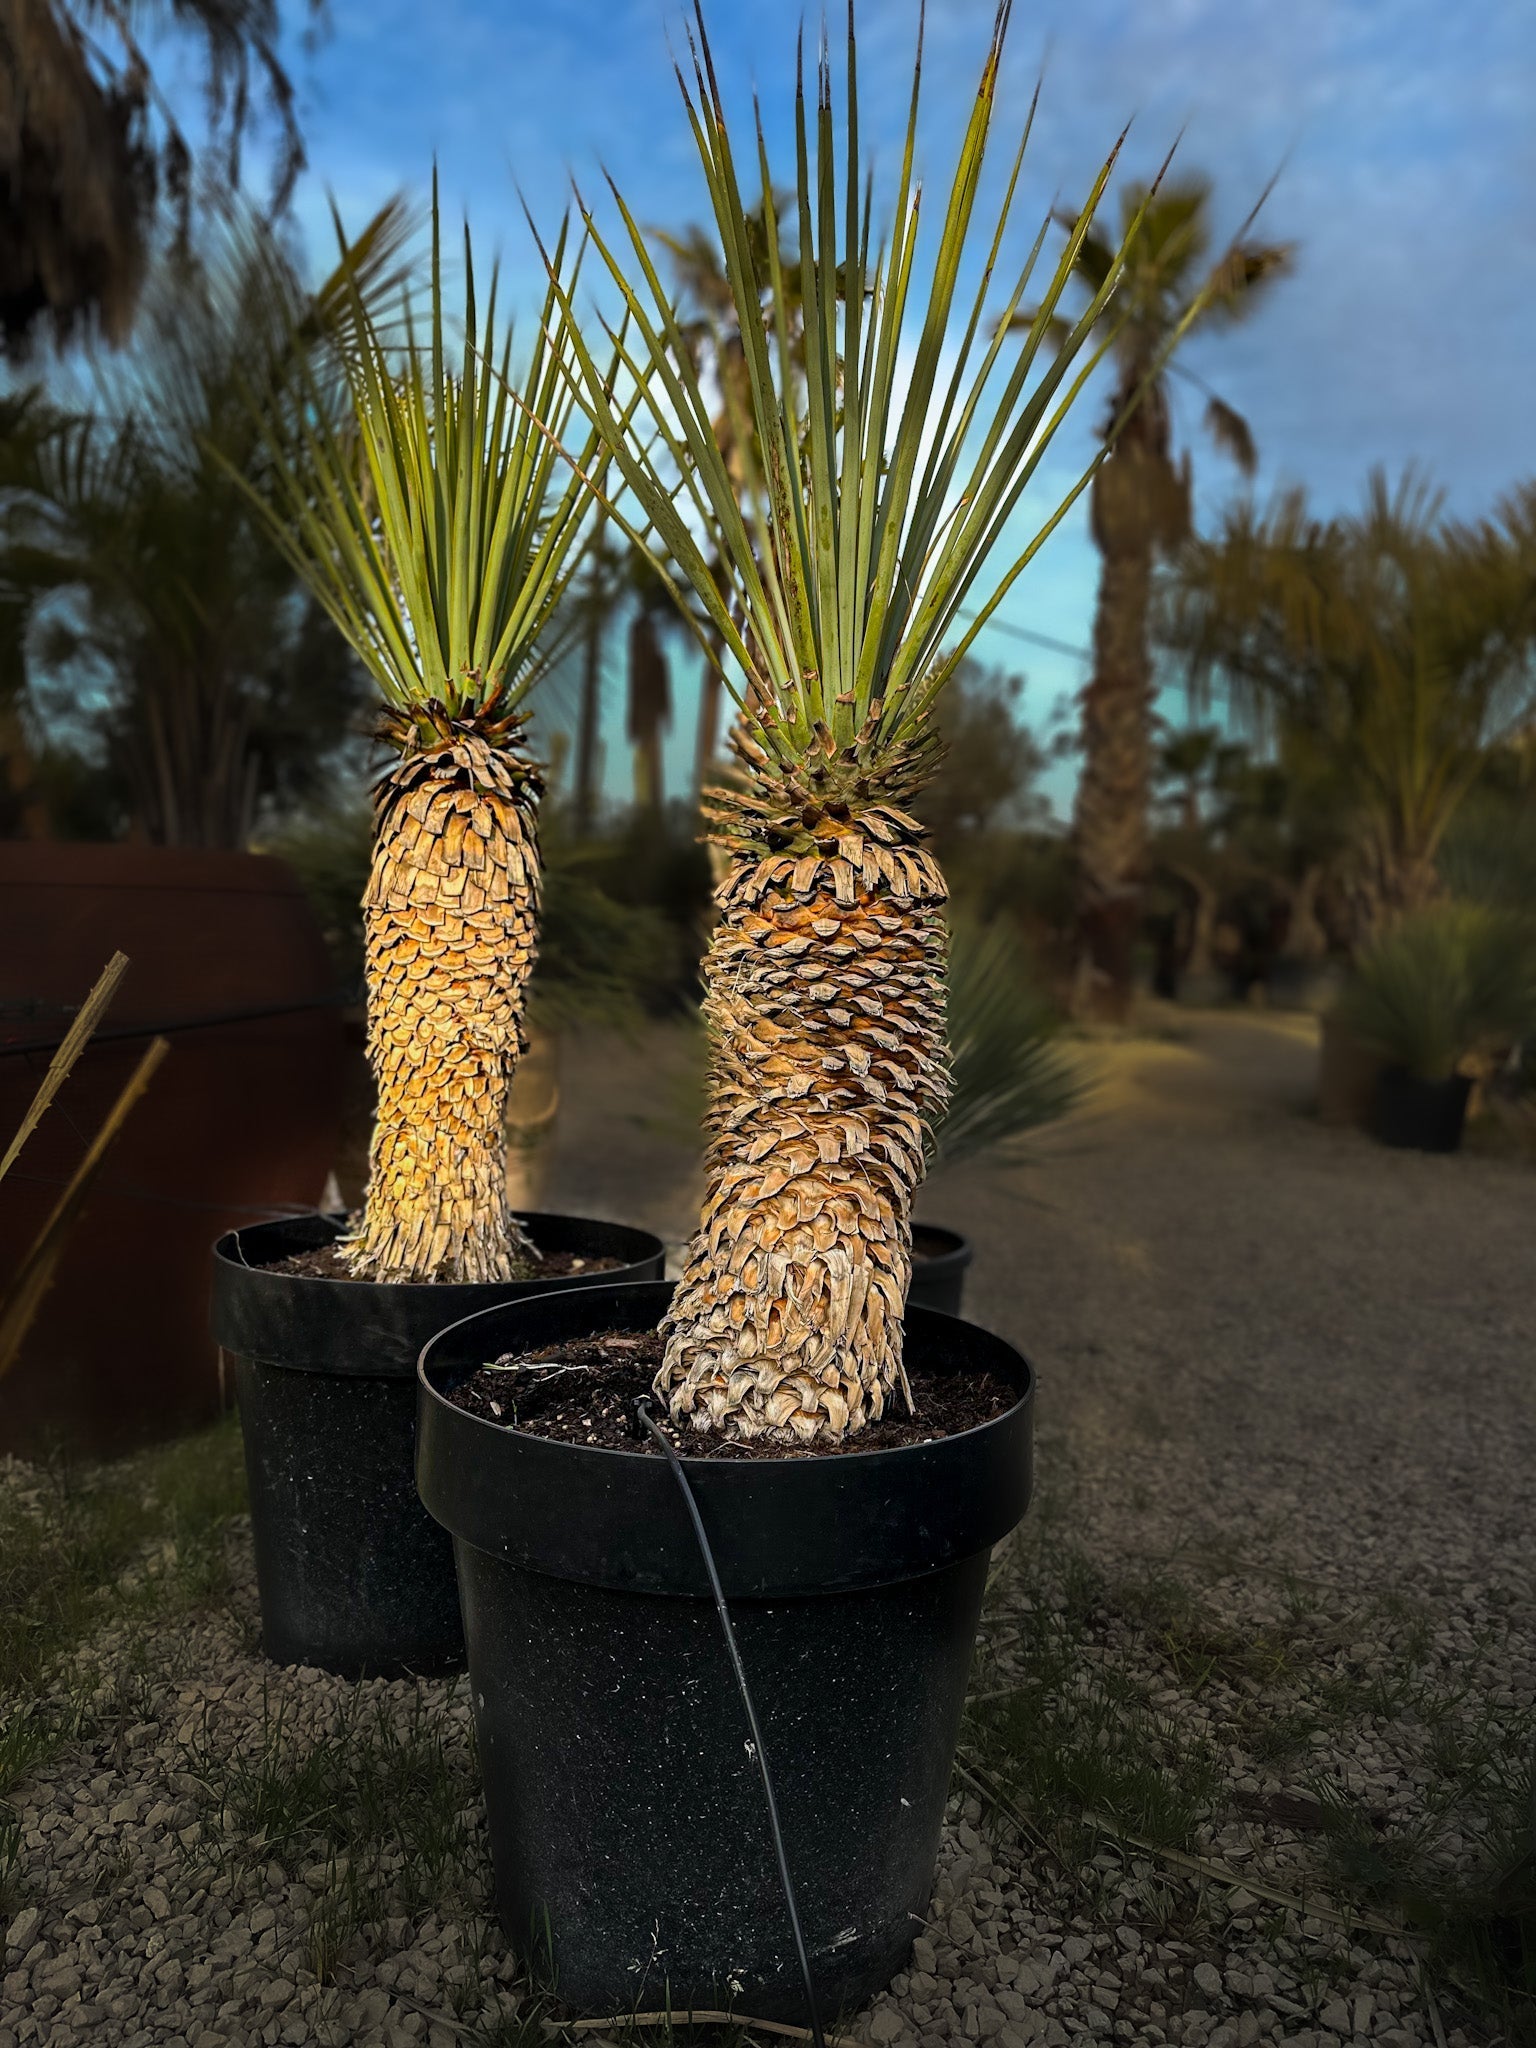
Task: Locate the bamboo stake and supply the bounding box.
[0,951,129,1185]
[0,1034,169,1381]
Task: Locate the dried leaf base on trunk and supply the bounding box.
[345,707,543,1286]
[660,758,949,1445]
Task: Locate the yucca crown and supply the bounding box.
[548,1,1195,784]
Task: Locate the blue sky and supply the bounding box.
[206,0,1535,811]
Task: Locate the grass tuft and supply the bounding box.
[0,1414,248,1910]
[968,1513,1536,2042]
[180,1679,486,1981]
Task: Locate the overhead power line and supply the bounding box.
[956,609,1092,662]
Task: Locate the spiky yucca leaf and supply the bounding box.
[1336,902,1536,1083]
[931,918,1081,1171]
[253,192,607,726]
[549,4,1211,778]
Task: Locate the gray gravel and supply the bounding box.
[3,1010,1531,2048]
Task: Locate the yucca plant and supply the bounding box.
[246,205,617,1284]
[547,4,1213,1443]
[1335,901,1536,1083]
[930,918,1081,1172]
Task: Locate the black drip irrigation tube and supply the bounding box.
[632,1396,829,2048]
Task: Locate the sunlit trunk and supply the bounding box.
[345,721,542,1284]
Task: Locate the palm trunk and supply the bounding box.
[1169,863,1218,978]
[345,717,543,1284]
[658,767,948,1443]
[628,610,669,816]
[1072,535,1154,1021]
[632,734,663,813]
[573,606,604,837]
[1280,863,1328,961]
[1355,836,1440,943]
[693,648,723,796]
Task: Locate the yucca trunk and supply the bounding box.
[345,711,542,1284]
[658,757,948,1444]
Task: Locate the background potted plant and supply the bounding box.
[912,916,1082,1314]
[418,7,1212,2016]
[1334,900,1536,1152]
[208,207,664,1678]
[1164,470,1536,1121]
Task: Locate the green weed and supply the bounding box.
[181,1679,486,1943]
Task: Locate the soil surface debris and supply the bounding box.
[443,1327,1016,1456]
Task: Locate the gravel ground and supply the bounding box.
[3,1009,1532,2048]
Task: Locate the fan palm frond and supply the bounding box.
[1203,395,1256,477]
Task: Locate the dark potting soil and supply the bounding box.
[262,1235,621,1285]
[443,1328,1015,1460]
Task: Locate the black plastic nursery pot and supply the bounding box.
[907,1224,973,1316]
[1369,1066,1473,1154]
[417,1278,1034,2021]
[209,1212,665,1679]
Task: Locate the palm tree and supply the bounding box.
[1154,719,1222,833]
[0,205,411,845]
[626,566,673,813]
[1053,174,1292,1020]
[567,511,628,834]
[552,9,1203,1444]
[0,0,315,359]
[1167,469,1536,938]
[246,203,617,1284]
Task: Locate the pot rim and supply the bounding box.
[415,1278,1035,1597]
[416,1277,1031,1473]
[211,1212,670,1377]
[909,1222,972,1272]
[211,1209,667,1294]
